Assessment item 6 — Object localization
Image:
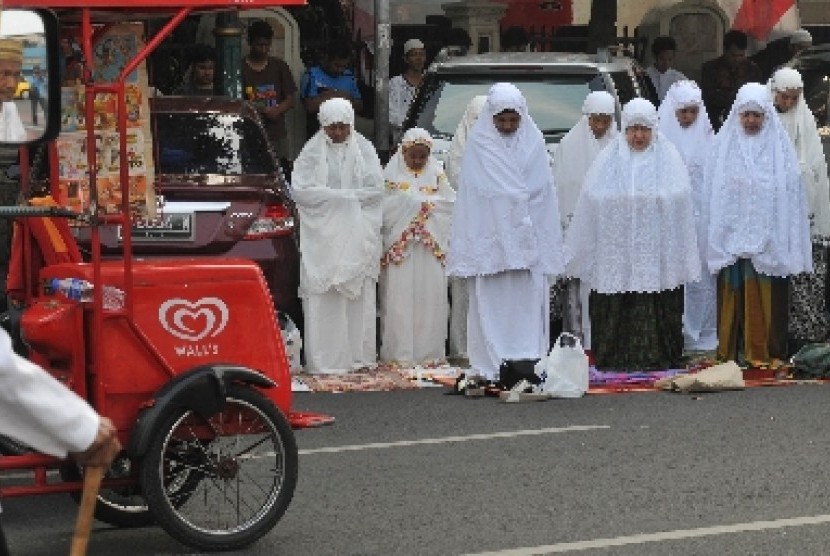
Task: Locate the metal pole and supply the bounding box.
[374,0,391,162]
[214,12,244,98]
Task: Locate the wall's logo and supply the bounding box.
[159,297,229,342]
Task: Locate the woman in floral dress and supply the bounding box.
[379,128,456,365]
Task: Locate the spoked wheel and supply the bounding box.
[140,384,298,551]
[60,456,154,528]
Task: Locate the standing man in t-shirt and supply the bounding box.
[299,38,363,140]
[242,20,297,175]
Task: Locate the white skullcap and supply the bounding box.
[769,67,804,91]
[790,28,812,45]
[582,91,615,115]
[318,98,354,127]
[401,127,433,149]
[621,97,658,129]
[403,38,425,55]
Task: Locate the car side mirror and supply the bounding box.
[0,8,60,145]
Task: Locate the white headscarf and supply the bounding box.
[447,95,487,188]
[293,98,367,191]
[447,82,564,277]
[657,80,713,167]
[383,127,451,203]
[768,68,830,243]
[552,91,617,229]
[704,82,812,276]
[565,98,701,293]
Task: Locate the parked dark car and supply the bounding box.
[76,96,302,330]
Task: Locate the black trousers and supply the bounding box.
[0,515,9,556]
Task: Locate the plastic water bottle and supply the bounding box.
[49,278,93,302]
[48,278,125,310]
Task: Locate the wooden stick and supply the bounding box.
[69,466,104,556]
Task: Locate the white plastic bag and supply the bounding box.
[537,332,589,398]
[279,313,303,374]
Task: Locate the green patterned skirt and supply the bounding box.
[589,288,685,371]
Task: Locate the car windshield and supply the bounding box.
[153,113,277,175]
[412,74,597,139]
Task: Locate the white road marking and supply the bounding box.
[298,425,610,455]
[464,514,830,555]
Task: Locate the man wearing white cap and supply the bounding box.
[552,90,618,349]
[0,38,26,142]
[291,98,384,374]
[389,38,426,146]
[768,67,830,351]
[789,29,812,57]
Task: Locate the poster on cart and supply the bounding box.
[56,23,156,219]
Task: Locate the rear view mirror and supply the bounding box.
[0,9,60,145]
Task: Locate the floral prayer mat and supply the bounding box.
[292,368,416,393]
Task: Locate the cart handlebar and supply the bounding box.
[0,206,80,219]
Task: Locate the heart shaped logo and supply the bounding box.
[158,297,229,342]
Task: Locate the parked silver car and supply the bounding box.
[403,51,657,169]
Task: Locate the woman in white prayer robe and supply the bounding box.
[552,90,617,351]
[445,95,486,361]
[447,82,565,383]
[566,98,701,370]
[704,82,812,366]
[657,80,718,353]
[291,98,384,374]
[768,68,830,349]
[379,128,455,365]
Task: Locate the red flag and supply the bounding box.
[732,0,795,40]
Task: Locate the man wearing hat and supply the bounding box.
[790,28,813,58]
[388,38,426,146]
[0,38,26,141]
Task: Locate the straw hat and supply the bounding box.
[0,39,23,64]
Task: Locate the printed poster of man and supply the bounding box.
[57,22,155,218]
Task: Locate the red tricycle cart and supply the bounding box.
[0,2,329,551]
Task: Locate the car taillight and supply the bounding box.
[244,203,295,239]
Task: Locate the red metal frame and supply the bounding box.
[1,2,332,501]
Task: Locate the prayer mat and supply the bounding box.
[292,367,417,393]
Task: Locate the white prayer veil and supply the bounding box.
[768,68,830,243]
[657,80,713,166]
[553,91,618,229]
[293,98,367,191]
[565,97,701,293]
[384,127,442,198]
[447,95,487,188]
[447,82,564,277]
[704,82,812,276]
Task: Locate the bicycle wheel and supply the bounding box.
[140,384,298,551]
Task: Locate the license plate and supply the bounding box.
[120,213,194,241]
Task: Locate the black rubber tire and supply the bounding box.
[0,434,30,456]
[59,459,155,528]
[140,384,298,551]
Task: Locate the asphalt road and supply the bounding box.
[4,383,830,555]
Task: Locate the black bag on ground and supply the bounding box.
[791,342,830,378]
[499,359,541,390]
